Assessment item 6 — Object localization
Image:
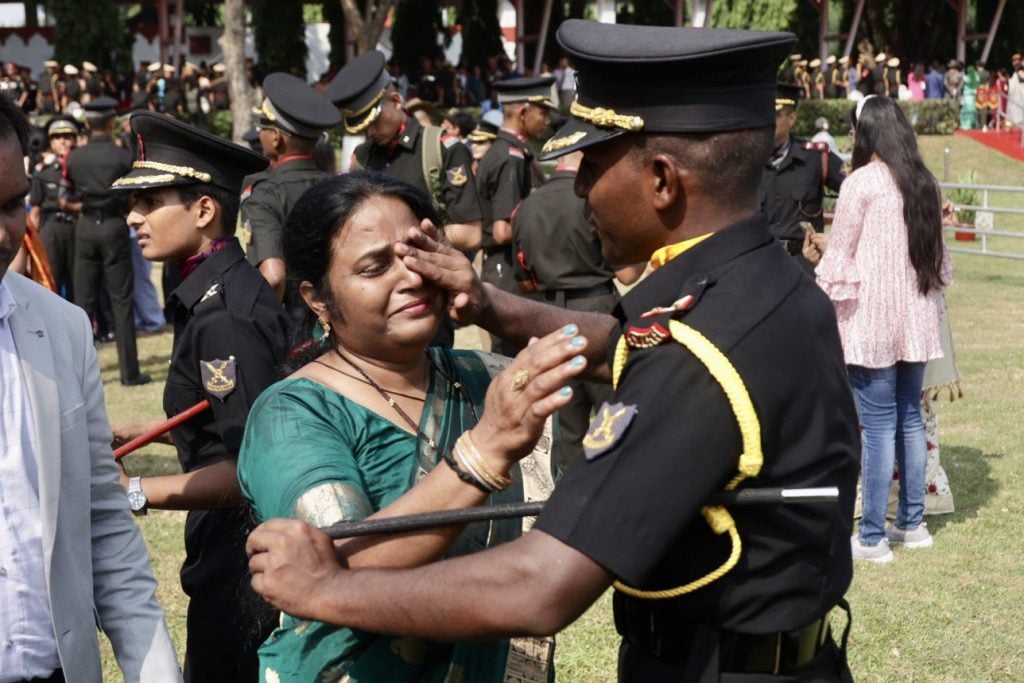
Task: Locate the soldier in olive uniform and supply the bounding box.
[512,149,642,471]
[327,50,484,254]
[28,116,79,299]
[65,97,148,385]
[759,83,845,273]
[37,59,61,114]
[240,73,339,315]
[476,76,554,354]
[111,111,285,683]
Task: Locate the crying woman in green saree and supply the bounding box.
[238,171,587,682]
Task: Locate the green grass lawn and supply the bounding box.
[100,134,1024,681]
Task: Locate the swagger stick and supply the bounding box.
[114,399,212,460]
[321,487,839,539]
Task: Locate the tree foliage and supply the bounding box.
[45,0,132,72]
[391,0,443,77]
[251,0,307,76]
[458,0,505,69]
[710,0,796,31]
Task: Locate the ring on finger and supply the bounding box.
[510,369,530,392]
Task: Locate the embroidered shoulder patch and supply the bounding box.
[201,357,237,400]
[446,165,468,187]
[625,322,670,349]
[582,402,637,461]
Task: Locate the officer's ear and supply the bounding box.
[194,195,219,233]
[646,152,685,213]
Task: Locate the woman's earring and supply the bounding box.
[313,316,331,343]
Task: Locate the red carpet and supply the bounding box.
[954,128,1024,162]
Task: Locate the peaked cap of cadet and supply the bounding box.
[775,82,803,110]
[540,20,796,159]
[325,50,392,134]
[84,96,118,121]
[259,72,340,138]
[494,76,556,108]
[468,109,503,142]
[111,111,268,193]
[47,115,79,137]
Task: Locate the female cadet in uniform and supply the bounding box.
[237,171,585,682]
[110,112,287,682]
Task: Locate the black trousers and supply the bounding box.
[73,215,141,381]
[39,216,75,300]
[481,248,520,357]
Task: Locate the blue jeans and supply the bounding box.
[848,362,927,546]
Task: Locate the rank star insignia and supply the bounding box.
[582,401,638,460]
[201,357,237,400]
[625,322,670,349]
[639,293,696,319]
[446,165,468,187]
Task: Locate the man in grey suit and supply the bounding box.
[0,97,181,682]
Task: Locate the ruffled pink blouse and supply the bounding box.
[815,160,951,368]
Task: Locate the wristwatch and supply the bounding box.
[127,476,148,516]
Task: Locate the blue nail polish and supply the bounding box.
[569,336,585,348]
[559,386,573,397]
[569,355,585,368]
[563,324,578,336]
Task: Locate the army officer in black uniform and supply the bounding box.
[760,82,845,273]
[241,72,339,306]
[247,20,861,683]
[110,112,287,683]
[28,115,79,299]
[65,96,148,385]
[327,50,484,253]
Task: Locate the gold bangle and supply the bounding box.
[453,438,497,493]
[460,432,512,491]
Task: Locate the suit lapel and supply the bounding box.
[9,284,62,559]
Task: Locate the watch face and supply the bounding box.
[128,490,147,511]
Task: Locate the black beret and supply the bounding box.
[326,51,392,134]
[540,20,796,159]
[112,111,268,194]
[494,76,556,108]
[260,72,340,138]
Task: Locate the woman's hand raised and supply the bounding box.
[470,325,588,471]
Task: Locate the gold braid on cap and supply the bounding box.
[570,100,644,132]
[541,130,587,155]
[131,161,212,183]
[112,173,176,187]
[775,98,797,108]
[343,88,387,134]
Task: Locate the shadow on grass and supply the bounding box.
[99,353,172,375]
[926,444,1000,534]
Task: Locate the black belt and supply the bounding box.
[619,609,831,674]
[41,211,75,224]
[17,668,64,683]
[81,209,122,222]
[542,282,615,302]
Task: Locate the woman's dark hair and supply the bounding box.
[0,94,29,153]
[282,171,442,369]
[850,96,945,295]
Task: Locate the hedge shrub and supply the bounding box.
[793,98,959,137]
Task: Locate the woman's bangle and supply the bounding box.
[441,443,492,494]
[458,432,513,491]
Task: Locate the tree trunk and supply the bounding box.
[24,1,38,28]
[339,0,395,54]
[219,0,252,143]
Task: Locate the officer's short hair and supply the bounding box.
[0,94,29,154]
[176,183,240,236]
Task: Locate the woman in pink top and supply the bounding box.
[804,95,950,563]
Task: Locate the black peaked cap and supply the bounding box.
[494,76,556,108]
[261,72,340,138]
[775,82,804,110]
[112,111,268,194]
[540,20,796,160]
[325,51,392,134]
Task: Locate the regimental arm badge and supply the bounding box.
[446,165,468,187]
[582,401,638,461]
[200,357,237,400]
[625,322,670,349]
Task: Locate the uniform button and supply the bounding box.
[5,639,12,648]
[0,567,6,577]
[694,274,709,286]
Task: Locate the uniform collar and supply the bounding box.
[169,238,245,309]
[392,115,421,151]
[497,128,532,155]
[271,153,314,170]
[618,214,773,321]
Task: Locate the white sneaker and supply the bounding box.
[851,536,895,563]
[885,523,934,549]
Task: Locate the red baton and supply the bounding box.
[114,399,212,460]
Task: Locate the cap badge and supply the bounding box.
[541,131,587,155]
[201,358,237,400]
[583,402,637,460]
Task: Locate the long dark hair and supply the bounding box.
[282,171,442,370]
[850,96,945,295]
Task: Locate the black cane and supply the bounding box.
[321,486,839,540]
